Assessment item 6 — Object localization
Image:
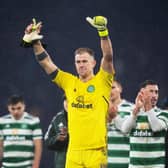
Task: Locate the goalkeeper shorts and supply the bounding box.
[65,147,107,168]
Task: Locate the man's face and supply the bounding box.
[75,52,96,79]
[142,84,159,107]
[8,102,25,120]
[110,81,122,102]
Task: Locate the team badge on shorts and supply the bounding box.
[87,85,95,92]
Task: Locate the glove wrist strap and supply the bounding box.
[98,29,108,37]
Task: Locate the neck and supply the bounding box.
[13,113,24,120]
[80,74,94,82]
[144,104,155,112]
[111,98,122,106]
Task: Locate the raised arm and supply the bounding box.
[22,19,58,75]
[33,41,58,74]
[121,91,143,133]
[86,16,114,74]
[100,37,114,73]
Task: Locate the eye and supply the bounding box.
[82,60,88,63]
[76,60,80,64]
[11,107,22,110]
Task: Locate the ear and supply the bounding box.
[22,103,26,110]
[119,86,122,93]
[92,60,96,68]
[140,88,144,93]
[7,105,10,112]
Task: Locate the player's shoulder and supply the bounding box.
[24,112,40,123]
[0,114,12,122]
[57,69,77,79]
[155,107,168,113]
[96,67,114,77]
[1,114,11,118]
[51,110,64,121]
[120,99,134,107]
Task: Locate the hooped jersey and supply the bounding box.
[129,108,168,168]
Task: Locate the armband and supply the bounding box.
[35,51,48,61]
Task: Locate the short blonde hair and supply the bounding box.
[74,47,95,59]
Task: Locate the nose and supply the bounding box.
[13,109,19,114]
[79,62,85,66]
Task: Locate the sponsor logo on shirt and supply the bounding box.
[71,96,93,109]
[132,122,153,137]
[133,130,153,137]
[6,136,26,141]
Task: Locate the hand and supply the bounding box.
[108,104,118,122]
[133,91,144,116]
[60,127,67,135]
[56,134,67,141]
[56,127,67,141]
[86,16,109,37]
[32,165,39,168]
[23,18,43,43]
[142,91,155,111]
[135,91,144,109]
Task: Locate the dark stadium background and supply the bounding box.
[0,0,168,167]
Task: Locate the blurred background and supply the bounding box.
[0,0,168,167]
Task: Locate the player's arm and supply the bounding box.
[100,35,114,74]
[86,16,114,74]
[121,93,143,133]
[44,116,68,150]
[22,19,58,75]
[146,109,167,132]
[108,102,118,122]
[108,104,127,131]
[0,140,3,166]
[32,139,42,168]
[33,41,58,75]
[120,107,138,134]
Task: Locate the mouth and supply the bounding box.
[79,68,86,73]
[151,98,157,105]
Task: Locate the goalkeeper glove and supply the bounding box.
[23,31,43,43]
[86,16,108,37]
[21,18,43,47]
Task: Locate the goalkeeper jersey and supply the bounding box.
[0,112,42,168]
[129,108,168,168]
[52,68,114,150]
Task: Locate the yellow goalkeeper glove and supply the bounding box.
[86,16,108,37]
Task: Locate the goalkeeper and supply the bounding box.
[22,16,115,168]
